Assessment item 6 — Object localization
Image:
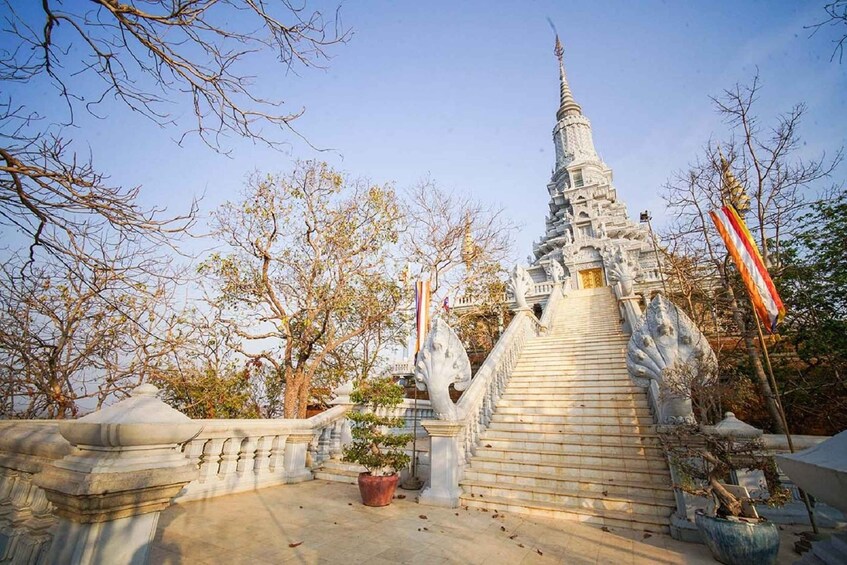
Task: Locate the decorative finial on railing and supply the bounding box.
[626,295,717,424]
[414,318,471,421]
[508,265,534,310]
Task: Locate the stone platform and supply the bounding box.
[151,480,814,564]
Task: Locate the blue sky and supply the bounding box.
[4,1,845,260]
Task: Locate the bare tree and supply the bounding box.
[0,253,185,418]
[202,161,404,418]
[1,0,347,274]
[807,0,847,63]
[401,179,516,360]
[662,75,841,433]
[402,178,515,302]
[0,1,348,416]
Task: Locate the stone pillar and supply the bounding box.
[418,421,464,508]
[283,432,314,484]
[34,384,200,565]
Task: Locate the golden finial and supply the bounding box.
[461,213,476,268]
[718,147,751,214]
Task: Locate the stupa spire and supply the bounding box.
[554,35,582,120]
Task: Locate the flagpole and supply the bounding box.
[750,309,819,535]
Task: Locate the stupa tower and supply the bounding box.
[527,37,662,295]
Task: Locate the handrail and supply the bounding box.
[177,404,353,501]
[537,282,563,332]
[453,292,562,471]
[611,281,662,423]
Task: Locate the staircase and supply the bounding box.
[459,287,675,532]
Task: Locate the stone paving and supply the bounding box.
[151,480,812,564]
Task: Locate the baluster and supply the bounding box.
[306,431,320,467]
[254,436,272,476]
[237,435,258,475]
[317,426,332,464]
[218,437,242,479]
[29,484,51,518]
[198,438,224,483]
[9,472,35,513]
[329,420,343,458]
[268,434,289,476]
[183,438,207,470]
[0,469,18,503]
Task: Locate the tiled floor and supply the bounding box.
[151,480,814,564]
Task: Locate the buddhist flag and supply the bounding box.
[414,280,431,353]
[709,205,785,333]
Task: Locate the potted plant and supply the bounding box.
[664,418,790,565]
[342,376,412,506]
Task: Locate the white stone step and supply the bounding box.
[478,432,663,455]
[467,455,669,483]
[482,427,661,445]
[527,334,626,343]
[462,467,673,499]
[512,361,629,370]
[476,438,662,459]
[499,392,646,403]
[507,378,632,386]
[502,385,642,395]
[486,421,659,438]
[491,409,653,425]
[462,478,675,514]
[495,400,650,413]
[508,373,630,381]
[473,446,667,471]
[492,407,652,419]
[313,458,364,484]
[459,494,671,533]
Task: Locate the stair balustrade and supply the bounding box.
[419,288,557,507]
[178,404,352,501]
[455,309,548,467]
[610,281,664,422]
[0,399,353,563]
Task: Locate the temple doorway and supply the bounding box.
[579,268,604,289]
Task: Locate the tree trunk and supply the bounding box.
[725,285,785,433]
[297,375,310,419]
[282,367,303,419]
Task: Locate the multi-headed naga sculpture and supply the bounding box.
[626,295,717,424]
[414,318,472,421]
[508,265,534,310]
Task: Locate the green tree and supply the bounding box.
[662,75,841,432]
[201,161,403,418]
[774,189,847,433]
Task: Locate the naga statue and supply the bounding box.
[542,259,565,285]
[508,265,534,310]
[626,295,717,425]
[606,247,641,297]
[414,318,472,421]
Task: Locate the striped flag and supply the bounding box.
[709,205,786,333]
[414,280,431,353]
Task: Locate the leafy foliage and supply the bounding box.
[342,377,412,476]
[202,161,404,418]
[772,189,847,434]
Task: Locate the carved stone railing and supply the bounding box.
[537,281,564,333]
[0,396,354,563]
[419,305,549,507]
[610,281,664,420]
[455,310,544,463]
[176,404,352,502]
[0,422,69,564]
[452,282,556,309]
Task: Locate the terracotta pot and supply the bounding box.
[357,472,399,507]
